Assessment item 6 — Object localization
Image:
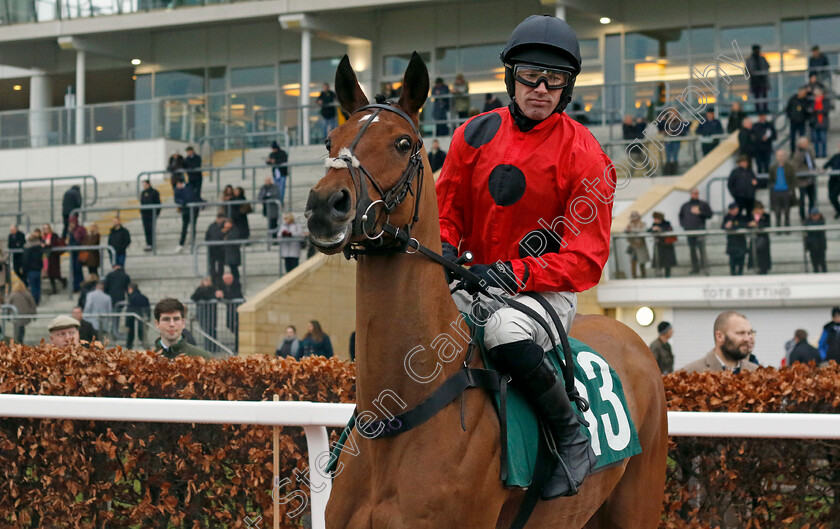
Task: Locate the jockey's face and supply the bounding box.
[514,76,562,121]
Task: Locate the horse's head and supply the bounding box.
[305,52,429,254]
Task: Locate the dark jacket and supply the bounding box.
[140,187,161,218]
[62,186,82,217]
[808,54,829,78]
[790,340,821,365]
[205,221,226,261]
[258,183,282,219]
[299,334,334,359]
[174,185,202,209]
[753,120,777,154]
[696,118,723,138]
[738,127,757,158]
[804,215,826,252]
[7,231,25,254]
[125,288,150,327]
[108,226,131,254]
[748,212,771,272]
[268,149,288,177]
[103,268,131,304]
[183,153,203,189]
[622,122,646,141]
[154,336,213,360]
[678,199,713,231]
[727,110,746,134]
[191,285,216,302]
[21,241,43,272]
[648,220,676,269]
[786,94,810,124]
[723,213,748,254]
[220,280,243,300]
[429,150,447,173]
[222,226,242,266]
[78,318,98,343]
[819,322,840,363]
[825,154,840,174]
[648,337,673,374]
[77,278,97,308]
[318,90,337,119]
[746,53,770,87]
[728,166,757,199]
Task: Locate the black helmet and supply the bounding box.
[500,15,582,114]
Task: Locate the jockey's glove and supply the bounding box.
[441,242,459,284]
[467,261,523,295]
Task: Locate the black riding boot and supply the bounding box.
[489,340,596,500]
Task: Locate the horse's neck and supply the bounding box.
[354,206,465,414]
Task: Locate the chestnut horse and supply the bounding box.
[305,53,667,529]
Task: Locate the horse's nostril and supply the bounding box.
[329,188,352,216]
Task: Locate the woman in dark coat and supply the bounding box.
[747,201,772,274]
[299,320,334,358]
[230,186,251,240]
[41,223,67,293]
[83,224,100,274]
[648,211,677,277]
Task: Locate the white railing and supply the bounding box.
[1,395,839,528]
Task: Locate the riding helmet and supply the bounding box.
[500,15,582,114]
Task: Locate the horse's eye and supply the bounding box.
[396,137,411,152]
[325,138,332,152]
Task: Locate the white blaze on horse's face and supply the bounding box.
[359,114,380,124]
[324,147,361,170]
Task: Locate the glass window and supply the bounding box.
[436,48,457,75]
[809,15,840,48]
[134,73,152,100]
[690,27,715,56]
[579,38,600,62]
[625,32,659,60]
[459,43,502,73]
[310,58,343,89]
[230,65,275,88]
[383,52,431,77]
[720,24,775,51]
[154,69,203,97]
[781,19,806,50]
[207,67,226,93]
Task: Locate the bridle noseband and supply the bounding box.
[332,102,425,258]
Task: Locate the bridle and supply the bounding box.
[332,101,425,258]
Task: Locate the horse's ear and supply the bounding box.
[397,51,430,119]
[335,55,369,115]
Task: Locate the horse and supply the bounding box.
[305,52,668,529]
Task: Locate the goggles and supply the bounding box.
[510,63,572,90]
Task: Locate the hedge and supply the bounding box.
[0,342,838,528]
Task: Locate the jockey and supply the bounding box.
[436,15,615,499]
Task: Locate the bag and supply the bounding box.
[664,236,678,245]
[78,251,90,262]
[240,204,253,215]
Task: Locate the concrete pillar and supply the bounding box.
[29,71,52,148]
[555,4,566,20]
[300,28,311,146]
[75,49,86,145]
[348,40,373,99]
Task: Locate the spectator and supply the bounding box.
[790,329,820,365]
[658,108,689,175]
[174,181,203,253]
[826,144,840,219]
[624,211,650,279]
[83,282,112,336]
[431,77,451,136]
[230,186,251,240]
[428,139,447,173]
[82,224,100,275]
[737,117,757,168]
[818,307,840,363]
[77,273,99,309]
[71,306,98,343]
[191,277,218,351]
[221,184,234,204]
[649,321,674,374]
[222,220,242,282]
[728,155,757,217]
[183,146,203,196]
[809,88,830,158]
[125,283,150,350]
[722,202,749,276]
[167,151,184,188]
[648,211,676,278]
[621,114,646,141]
[804,207,827,273]
[786,87,810,153]
[67,216,86,293]
[21,231,43,305]
[8,224,25,284]
[7,282,35,343]
[0,246,6,301]
[153,298,212,359]
[678,188,713,275]
[103,264,130,305]
[747,201,772,275]
[805,73,827,96]
[696,109,724,156]
[808,46,830,83]
[205,214,227,289]
[276,325,300,359]
[216,271,243,351]
[258,177,282,235]
[768,150,797,227]
[681,311,759,373]
[47,315,80,348]
[452,74,470,121]
[107,217,131,268]
[317,82,338,137]
[139,180,161,252]
[61,184,82,239]
[746,45,770,113]
[726,102,746,134]
[299,320,333,358]
[279,213,302,273]
[267,142,289,207]
[483,93,503,113]
[752,114,776,174]
[42,223,66,294]
[792,136,818,221]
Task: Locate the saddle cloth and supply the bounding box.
[472,321,643,487]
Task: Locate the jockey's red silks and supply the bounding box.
[436,107,616,293]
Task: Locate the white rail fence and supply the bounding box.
[1,395,839,529]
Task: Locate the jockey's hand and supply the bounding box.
[466,261,521,295]
[441,242,459,284]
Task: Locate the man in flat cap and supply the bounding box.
[648,321,674,374]
[48,315,80,347]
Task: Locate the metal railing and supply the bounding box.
[192,235,308,288]
[181,299,243,355]
[197,131,291,167]
[0,303,19,339]
[0,212,31,232]
[5,245,117,299]
[0,175,97,224]
[706,170,840,216]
